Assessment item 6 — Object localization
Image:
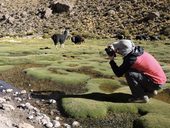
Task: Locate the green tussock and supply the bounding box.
[24,67,90,86]
[63,98,108,118]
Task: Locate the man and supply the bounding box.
[106,39,167,103]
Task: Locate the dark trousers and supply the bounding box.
[125,69,162,98]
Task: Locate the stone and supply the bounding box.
[2,103,15,111]
[18,122,34,128]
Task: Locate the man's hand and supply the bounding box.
[105,44,116,60]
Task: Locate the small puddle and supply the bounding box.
[0,80,20,93]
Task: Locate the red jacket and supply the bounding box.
[110,46,167,85]
[131,51,167,84]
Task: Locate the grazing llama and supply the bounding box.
[51,29,69,48]
[71,35,85,45]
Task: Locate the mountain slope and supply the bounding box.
[0,0,169,38]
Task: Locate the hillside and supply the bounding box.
[0,0,169,39]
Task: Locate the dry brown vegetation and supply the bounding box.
[0,0,169,39]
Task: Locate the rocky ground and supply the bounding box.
[0,95,42,128]
[0,81,81,128]
[0,0,169,39]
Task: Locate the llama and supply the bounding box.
[71,35,85,45]
[51,29,69,48]
[115,33,124,40]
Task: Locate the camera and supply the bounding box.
[105,46,116,57]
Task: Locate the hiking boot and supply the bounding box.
[128,95,149,103]
[143,95,150,103]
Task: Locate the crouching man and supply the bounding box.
[106,39,167,103]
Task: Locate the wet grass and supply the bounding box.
[0,38,170,127]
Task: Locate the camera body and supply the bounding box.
[105,46,116,57]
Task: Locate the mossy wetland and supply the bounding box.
[0,38,170,128]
